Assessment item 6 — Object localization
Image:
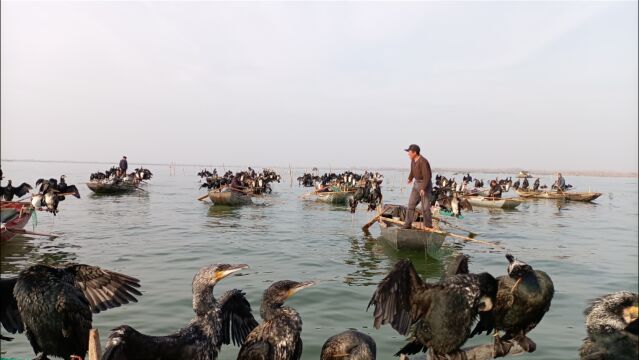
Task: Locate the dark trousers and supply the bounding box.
[404,180,433,228]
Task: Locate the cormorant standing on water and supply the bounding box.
[579,291,638,360]
[367,258,497,358]
[471,254,554,357]
[320,330,376,360]
[103,264,257,360]
[0,264,142,359]
[237,280,316,360]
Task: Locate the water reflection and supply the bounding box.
[1,236,77,275]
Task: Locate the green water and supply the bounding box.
[1,161,637,359]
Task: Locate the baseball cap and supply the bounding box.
[404,144,420,153]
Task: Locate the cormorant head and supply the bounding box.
[506,254,533,279]
[262,280,316,308]
[194,264,249,286]
[476,272,498,312]
[585,291,639,335]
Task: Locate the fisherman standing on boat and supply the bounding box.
[119,156,128,176]
[403,144,433,229]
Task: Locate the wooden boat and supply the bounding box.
[516,189,602,202]
[465,196,522,209]
[1,201,32,242]
[208,189,253,206]
[313,190,355,205]
[516,171,533,178]
[86,180,140,195]
[374,204,447,256]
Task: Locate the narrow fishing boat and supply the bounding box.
[1,201,32,242]
[208,188,253,206]
[464,195,522,209]
[516,189,602,202]
[86,180,141,195]
[372,204,447,256]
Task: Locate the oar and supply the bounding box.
[445,232,503,248]
[3,227,60,238]
[361,204,394,232]
[197,193,209,201]
[433,216,478,237]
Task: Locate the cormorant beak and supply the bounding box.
[478,296,494,312]
[215,264,249,281]
[623,305,639,324]
[287,281,316,298]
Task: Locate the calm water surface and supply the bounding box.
[1,161,637,359]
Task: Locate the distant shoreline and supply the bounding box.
[1,158,637,178]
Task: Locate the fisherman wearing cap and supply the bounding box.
[119,156,128,176]
[404,144,433,229]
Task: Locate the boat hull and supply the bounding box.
[378,221,446,256]
[465,196,522,209]
[315,191,355,205]
[87,181,139,195]
[208,190,253,206]
[516,189,601,202]
[1,202,32,242]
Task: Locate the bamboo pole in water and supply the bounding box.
[88,328,101,360]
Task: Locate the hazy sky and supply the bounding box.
[1,1,637,171]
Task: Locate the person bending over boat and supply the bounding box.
[554,173,566,191]
[487,180,503,198]
[229,176,244,192]
[403,144,432,229]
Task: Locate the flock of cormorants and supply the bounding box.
[1,171,80,215]
[199,168,281,195]
[89,167,153,183]
[1,255,635,360]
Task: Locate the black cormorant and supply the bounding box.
[368,258,497,358]
[0,263,142,359]
[0,180,33,201]
[471,254,554,357]
[237,280,316,360]
[103,264,257,360]
[579,291,638,360]
[320,330,376,360]
[57,175,81,199]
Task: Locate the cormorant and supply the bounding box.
[0,263,142,359]
[57,175,81,199]
[0,180,33,201]
[103,264,257,360]
[579,291,638,360]
[471,254,554,357]
[320,330,376,360]
[368,259,497,358]
[237,280,316,360]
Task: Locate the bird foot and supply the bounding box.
[514,334,537,353]
[493,335,513,358]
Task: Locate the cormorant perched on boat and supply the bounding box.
[368,259,497,358]
[57,175,81,199]
[471,254,554,357]
[320,330,376,360]
[237,280,316,360]
[0,180,33,201]
[521,178,529,190]
[0,263,142,359]
[533,178,540,191]
[512,180,520,190]
[579,291,638,360]
[103,264,257,360]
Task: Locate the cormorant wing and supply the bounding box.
[218,289,259,346]
[0,277,24,334]
[65,265,142,313]
[440,254,469,281]
[65,184,81,198]
[367,259,434,335]
[14,183,33,198]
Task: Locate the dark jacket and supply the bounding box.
[119,159,128,171]
[408,156,432,191]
